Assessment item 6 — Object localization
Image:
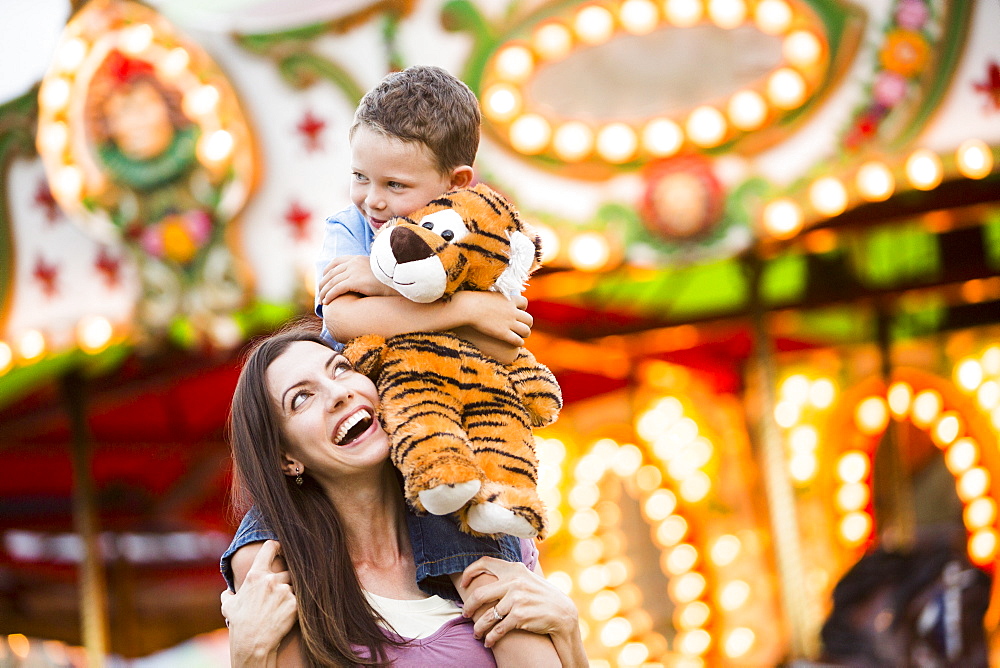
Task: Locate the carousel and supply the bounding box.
[1,0,998,665]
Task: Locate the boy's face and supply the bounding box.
[350,124,472,233]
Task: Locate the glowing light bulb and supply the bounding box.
[53,165,82,202]
[911,390,942,428]
[956,139,993,179]
[958,467,990,502]
[754,0,792,34]
[495,45,534,81]
[160,47,190,79]
[0,341,12,374]
[783,30,822,67]
[964,497,997,531]
[568,232,611,271]
[708,0,747,29]
[969,528,998,566]
[596,123,638,163]
[887,381,912,417]
[767,67,806,109]
[762,198,803,239]
[945,438,979,476]
[809,176,848,216]
[533,22,573,60]
[664,0,703,26]
[121,24,154,54]
[710,534,740,566]
[931,412,962,447]
[856,161,894,201]
[643,118,683,156]
[57,38,88,73]
[183,84,220,118]
[728,90,767,130]
[76,315,113,353]
[809,378,836,409]
[905,149,943,190]
[483,84,522,122]
[839,511,872,545]
[837,451,869,483]
[954,357,984,391]
[835,482,869,512]
[40,77,71,112]
[855,396,889,435]
[510,114,551,154]
[38,121,69,154]
[620,0,659,34]
[686,106,727,147]
[575,5,615,45]
[19,330,46,360]
[199,130,234,164]
[719,580,750,610]
[724,627,756,658]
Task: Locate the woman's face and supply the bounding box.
[265,340,388,481]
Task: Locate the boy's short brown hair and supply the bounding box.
[351,65,481,174]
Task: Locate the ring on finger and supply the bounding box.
[492,606,505,622]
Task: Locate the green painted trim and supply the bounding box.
[0,87,39,332]
[888,2,974,149]
[277,51,366,103]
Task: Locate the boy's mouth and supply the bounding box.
[368,216,388,231]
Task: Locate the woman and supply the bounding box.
[220,324,586,666]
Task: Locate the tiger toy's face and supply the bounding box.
[369,183,541,304]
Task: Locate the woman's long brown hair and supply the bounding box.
[228,321,404,666]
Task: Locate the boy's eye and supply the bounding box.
[352,172,368,182]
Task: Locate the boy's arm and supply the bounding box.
[324,291,531,350]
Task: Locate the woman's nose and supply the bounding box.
[321,379,352,409]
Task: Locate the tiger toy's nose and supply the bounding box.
[390,226,435,264]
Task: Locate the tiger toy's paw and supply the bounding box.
[418,480,481,516]
[467,502,537,539]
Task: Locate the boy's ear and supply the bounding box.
[449,165,474,189]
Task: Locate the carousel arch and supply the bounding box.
[538,361,784,666]
[820,363,1000,639]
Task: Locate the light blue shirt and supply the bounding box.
[314,204,375,346]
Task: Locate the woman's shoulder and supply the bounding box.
[379,616,497,667]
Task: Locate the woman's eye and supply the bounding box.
[333,360,352,377]
[291,391,309,409]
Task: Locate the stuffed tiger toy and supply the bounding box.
[343,183,561,539]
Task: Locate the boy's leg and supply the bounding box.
[451,570,562,668]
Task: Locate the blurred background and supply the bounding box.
[1,0,999,665]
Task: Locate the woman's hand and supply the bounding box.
[459,557,586,666]
[222,540,298,667]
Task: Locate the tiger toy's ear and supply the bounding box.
[343,334,388,380]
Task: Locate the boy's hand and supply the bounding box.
[319,255,394,304]
[454,292,532,347]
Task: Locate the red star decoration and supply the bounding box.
[296,110,327,152]
[973,60,1000,112]
[33,256,59,297]
[284,201,313,241]
[33,180,62,223]
[94,247,122,288]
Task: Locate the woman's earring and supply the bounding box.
[295,467,303,486]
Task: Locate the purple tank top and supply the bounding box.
[355,538,539,666]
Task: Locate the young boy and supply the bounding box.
[315,66,530,363]
[223,66,561,665]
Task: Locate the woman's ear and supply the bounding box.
[281,455,303,478]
